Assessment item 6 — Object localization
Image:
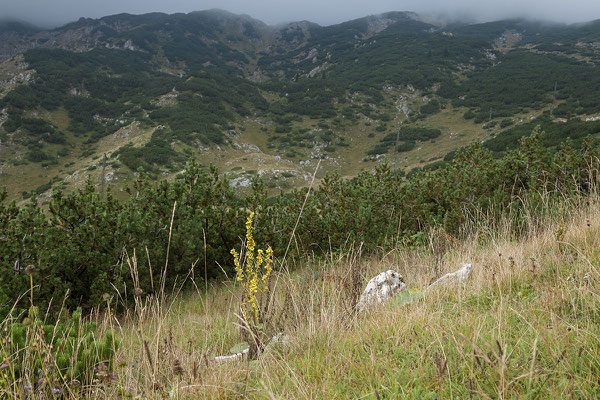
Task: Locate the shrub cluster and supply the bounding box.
[450,51,600,119]
[1,306,117,397]
[368,127,441,155]
[0,163,247,318]
[1,128,599,320]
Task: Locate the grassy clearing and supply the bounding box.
[27,191,594,399]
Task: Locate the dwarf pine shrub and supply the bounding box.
[0,264,118,398]
[2,127,600,321]
[0,305,117,397]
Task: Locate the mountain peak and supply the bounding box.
[0,18,41,34]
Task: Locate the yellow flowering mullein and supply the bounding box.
[231,248,243,281]
[263,247,273,290]
[231,211,274,325]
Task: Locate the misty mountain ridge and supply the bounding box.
[1,9,599,67]
[2,9,599,64]
[0,10,431,63]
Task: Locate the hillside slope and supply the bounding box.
[1,11,600,202]
[90,189,600,398]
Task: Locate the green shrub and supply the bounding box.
[0,163,247,317]
[369,127,440,156]
[26,149,50,163]
[463,110,476,120]
[33,182,52,194]
[396,141,416,152]
[0,305,117,396]
[420,99,440,115]
[1,127,599,323]
[113,131,184,172]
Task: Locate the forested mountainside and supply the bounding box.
[1,10,600,201]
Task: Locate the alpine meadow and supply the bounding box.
[1,6,600,399]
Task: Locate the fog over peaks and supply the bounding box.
[1,0,600,29]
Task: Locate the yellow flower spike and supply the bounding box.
[231,248,244,281]
[256,249,264,270]
[231,211,274,327]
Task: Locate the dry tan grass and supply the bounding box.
[73,192,600,399]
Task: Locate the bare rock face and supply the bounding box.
[427,263,472,291]
[357,270,406,311]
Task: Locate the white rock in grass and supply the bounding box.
[263,333,292,357]
[426,263,473,291]
[214,348,248,362]
[214,333,291,363]
[358,270,406,311]
[270,333,291,345]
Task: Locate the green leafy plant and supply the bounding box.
[1,308,117,396]
[0,268,117,397]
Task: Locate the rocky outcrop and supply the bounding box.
[426,263,473,291]
[214,347,249,362]
[357,270,406,311]
[0,55,34,98]
[358,263,473,311]
[229,176,252,188]
[0,26,107,62]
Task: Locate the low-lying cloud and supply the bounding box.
[2,0,600,29]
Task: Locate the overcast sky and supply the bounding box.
[2,0,600,28]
